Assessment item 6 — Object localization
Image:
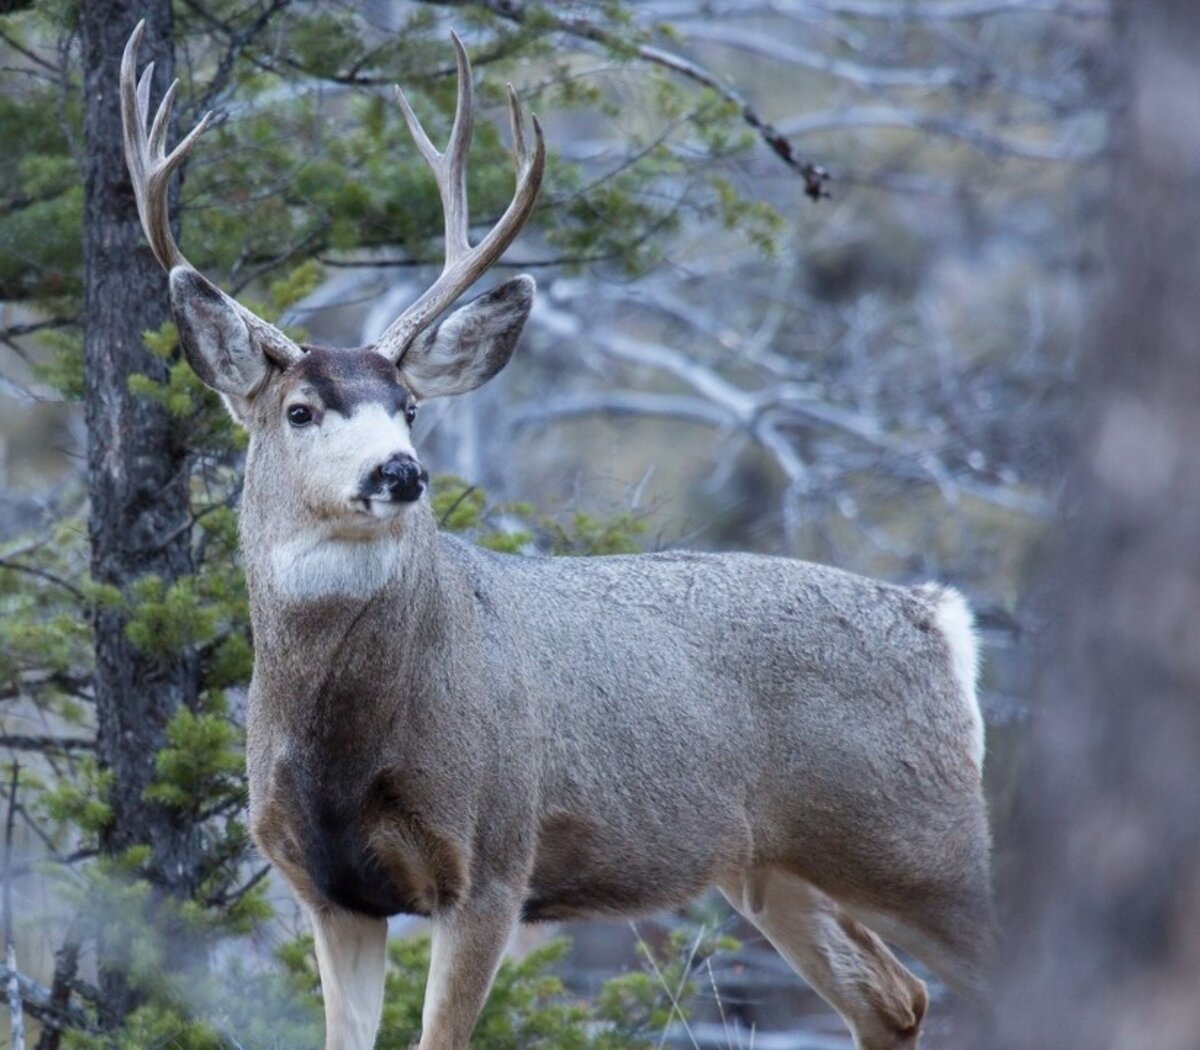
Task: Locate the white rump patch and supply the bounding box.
[923,585,984,769]
[270,533,404,601]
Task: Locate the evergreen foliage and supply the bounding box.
[58,925,736,1049]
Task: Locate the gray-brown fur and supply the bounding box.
[236,483,991,1048]
[120,26,991,1048]
[242,509,988,921]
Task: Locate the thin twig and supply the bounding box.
[0,965,94,1037]
[4,762,25,1050]
[320,250,624,270]
[629,920,703,1050]
[229,223,329,296]
[4,763,18,942]
[6,849,96,882]
[0,317,76,341]
[778,0,1107,19]
[420,0,831,198]
[438,485,477,528]
[0,736,95,754]
[0,25,57,74]
[0,673,93,705]
[204,864,271,910]
[189,0,295,118]
[705,957,735,1050]
[33,930,80,1050]
[0,559,87,604]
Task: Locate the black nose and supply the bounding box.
[375,454,428,503]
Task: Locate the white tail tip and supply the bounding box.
[922,585,984,770]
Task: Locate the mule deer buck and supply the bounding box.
[121,22,992,1050]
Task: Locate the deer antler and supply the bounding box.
[375,32,545,364]
[121,21,302,367]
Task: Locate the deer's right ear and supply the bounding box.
[170,268,272,419]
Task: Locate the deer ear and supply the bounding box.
[170,268,271,417]
[398,276,533,400]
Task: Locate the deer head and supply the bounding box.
[121,22,544,529]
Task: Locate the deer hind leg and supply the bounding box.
[720,869,928,1050]
[843,878,995,1007]
[310,907,389,1050]
[418,885,522,1050]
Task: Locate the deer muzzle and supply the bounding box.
[371,453,428,504]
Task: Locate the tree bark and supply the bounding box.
[985,2,1200,1046]
[80,0,201,1029]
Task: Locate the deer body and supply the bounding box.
[120,23,991,1050]
[247,506,985,928]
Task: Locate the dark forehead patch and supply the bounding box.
[290,347,414,416]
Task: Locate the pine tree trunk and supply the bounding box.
[986,2,1200,1046]
[80,0,201,1029]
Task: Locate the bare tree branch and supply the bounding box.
[420,0,831,198]
[186,0,294,117]
[777,106,1100,162]
[0,965,94,1038]
[33,935,80,1050]
[514,390,730,429]
[0,317,76,340]
[0,673,93,705]
[682,22,965,90]
[4,762,23,1050]
[0,24,57,74]
[770,0,1108,20]
[0,736,95,754]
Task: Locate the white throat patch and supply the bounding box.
[269,532,404,601]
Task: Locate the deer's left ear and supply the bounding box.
[398,276,533,399]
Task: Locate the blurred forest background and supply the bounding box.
[4,1,1197,1048]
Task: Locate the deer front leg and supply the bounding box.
[310,907,389,1050]
[418,886,522,1050]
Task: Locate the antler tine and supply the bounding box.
[377,34,545,365]
[443,30,476,263]
[136,61,154,129]
[121,21,212,271]
[507,84,527,161]
[393,31,475,264]
[120,22,303,368]
[147,77,180,159]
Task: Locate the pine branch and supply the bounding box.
[188,0,295,117]
[204,864,271,910]
[0,559,87,604]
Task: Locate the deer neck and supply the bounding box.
[238,492,448,664]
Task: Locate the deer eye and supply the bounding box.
[287,404,315,427]
[404,404,417,426]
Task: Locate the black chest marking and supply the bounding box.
[285,760,467,919]
[304,803,429,918]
